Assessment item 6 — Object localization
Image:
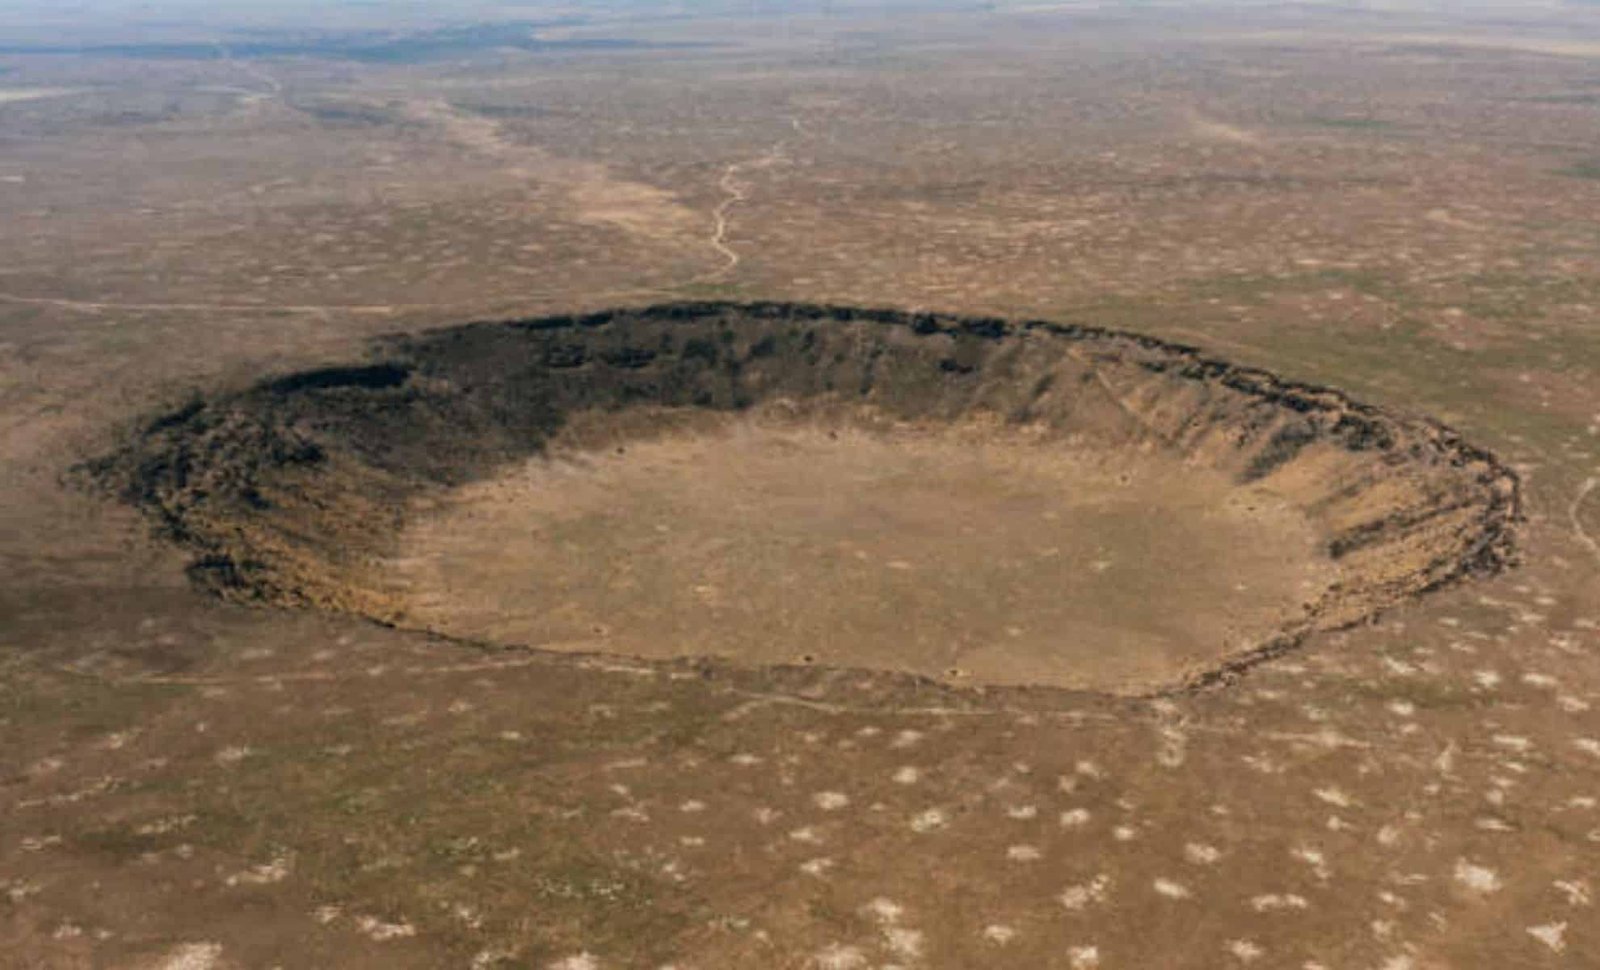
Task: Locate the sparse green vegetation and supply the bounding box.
[1304,115,1396,130]
[1517,93,1600,105]
[1556,159,1600,180]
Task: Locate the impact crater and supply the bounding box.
[92,302,1518,694]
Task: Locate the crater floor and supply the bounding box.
[390,415,1335,692]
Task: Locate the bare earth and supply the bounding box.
[392,418,1334,693]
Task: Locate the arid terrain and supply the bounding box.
[2,2,1599,968]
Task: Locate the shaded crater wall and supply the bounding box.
[86,301,1520,690]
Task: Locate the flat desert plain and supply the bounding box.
[1,2,1598,968]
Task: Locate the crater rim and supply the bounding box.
[84,300,1522,700]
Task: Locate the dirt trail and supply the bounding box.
[1572,477,1600,566]
[0,283,669,317]
[214,42,283,99]
[0,87,85,105]
[1183,109,1262,145]
[698,119,803,282]
[400,98,700,241]
[0,292,400,315]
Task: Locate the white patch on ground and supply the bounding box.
[864,898,904,924]
[1313,787,1353,808]
[356,916,417,941]
[1153,878,1192,900]
[1060,808,1092,828]
[1227,939,1264,962]
[28,755,63,777]
[1068,944,1101,968]
[1157,731,1188,768]
[890,730,924,749]
[213,746,253,766]
[1382,656,1418,677]
[1184,842,1222,865]
[136,816,195,838]
[1251,893,1309,912]
[800,857,834,877]
[1527,922,1567,952]
[1454,859,1503,894]
[813,791,850,811]
[1292,846,1330,880]
[549,954,600,970]
[452,903,484,929]
[1007,844,1042,862]
[1060,874,1111,911]
[884,927,924,961]
[982,924,1016,945]
[1554,879,1591,906]
[910,808,948,833]
[224,854,292,886]
[155,943,224,970]
[811,943,868,969]
[893,766,921,785]
[1241,753,1285,775]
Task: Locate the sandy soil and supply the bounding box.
[391,418,1335,693]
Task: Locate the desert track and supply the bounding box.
[0,292,400,315]
[698,118,806,281]
[1573,477,1600,565]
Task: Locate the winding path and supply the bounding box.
[1572,477,1600,565]
[214,41,283,98]
[697,118,805,282]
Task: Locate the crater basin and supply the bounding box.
[93,302,1518,695]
